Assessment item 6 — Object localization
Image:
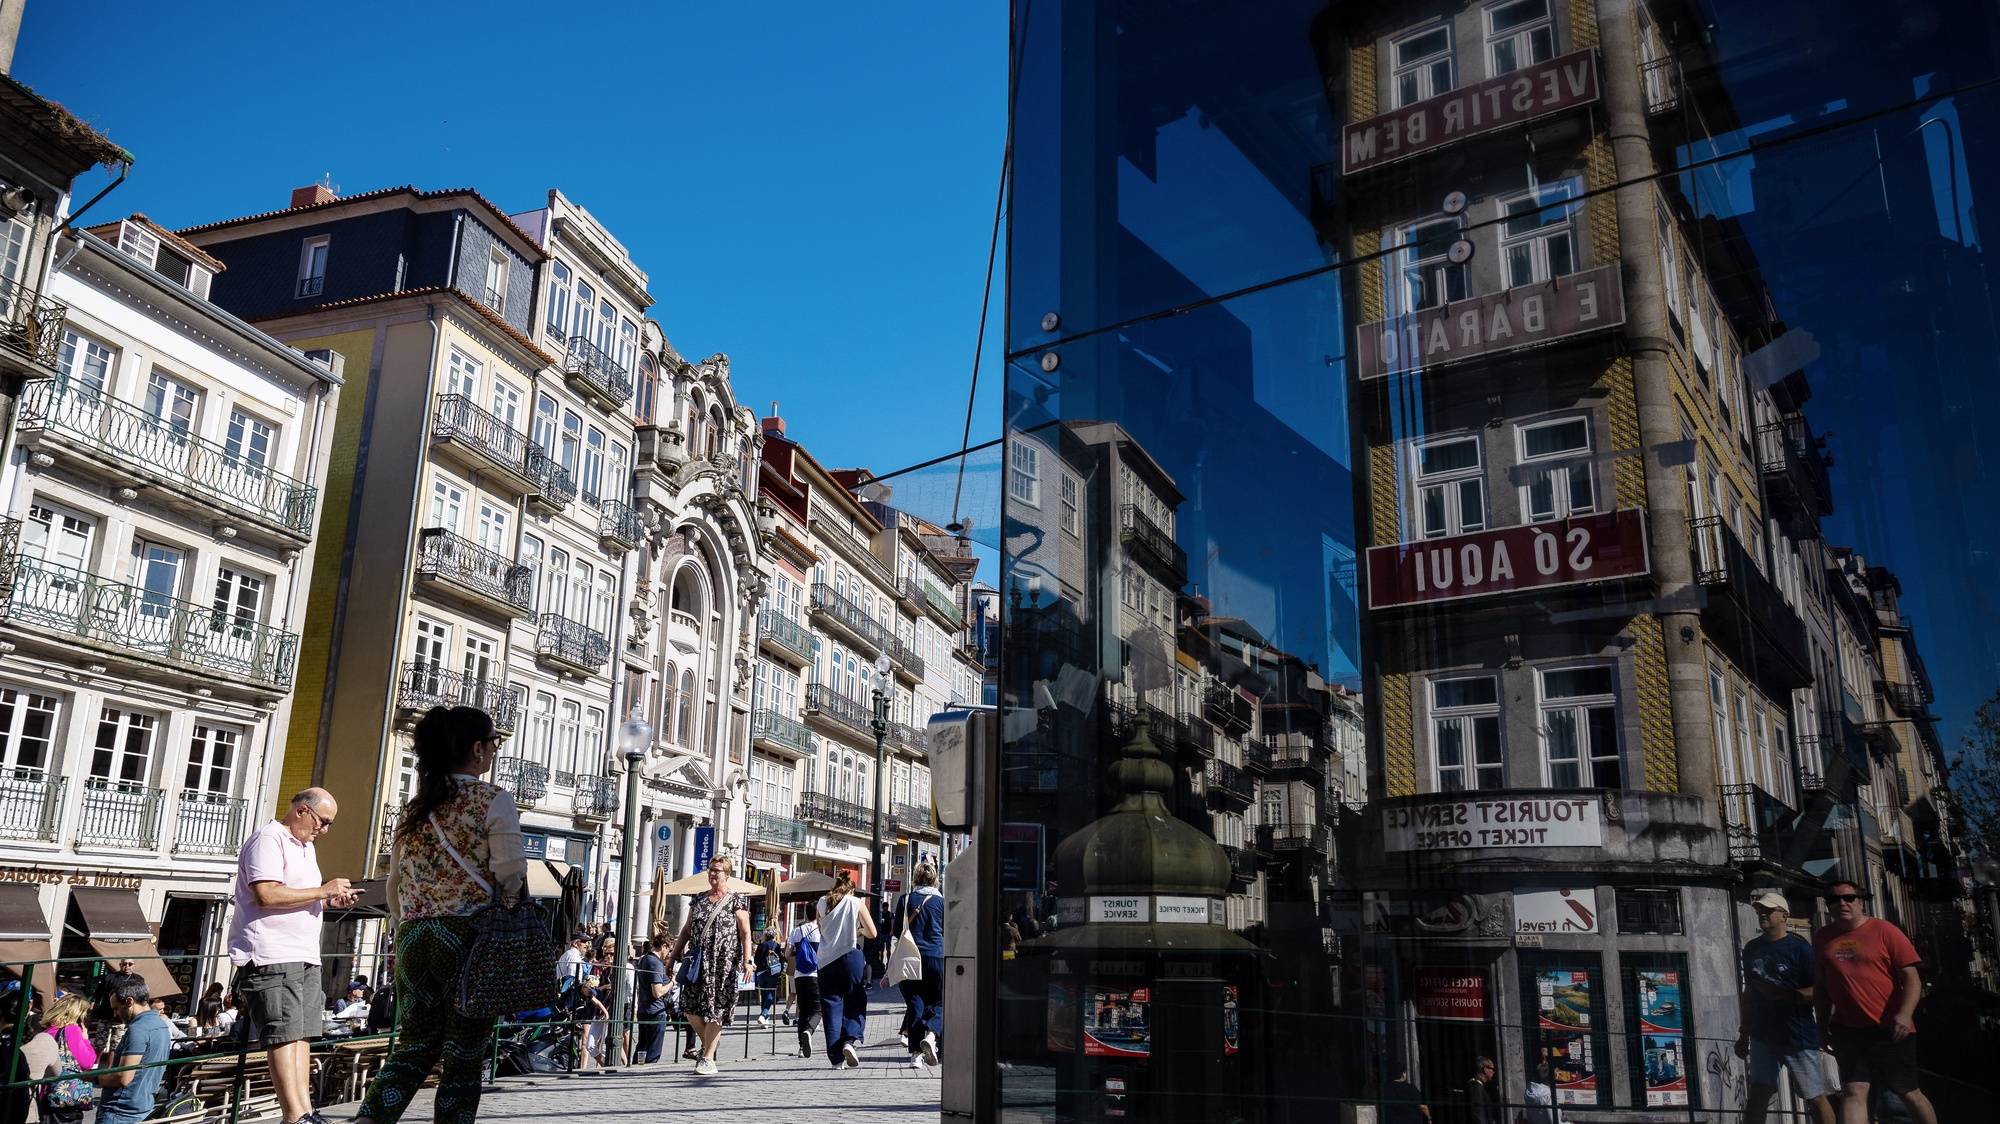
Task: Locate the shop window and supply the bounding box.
[1430,676,1503,790]
[1520,954,1609,1109]
[1615,888,1683,935]
[1414,435,1485,539]
[1390,24,1454,107]
[1623,955,1695,1108]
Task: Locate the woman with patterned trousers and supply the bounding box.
[354,707,526,1124]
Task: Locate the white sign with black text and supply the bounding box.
[1382,796,1604,853]
[1514,888,1601,934]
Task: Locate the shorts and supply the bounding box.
[1748,1039,1836,1100]
[1828,1023,1922,1095]
[234,961,321,1046]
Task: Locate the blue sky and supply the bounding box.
[16,1,1007,501]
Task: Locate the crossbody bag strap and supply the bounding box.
[428,814,494,898]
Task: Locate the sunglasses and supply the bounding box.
[1824,893,1864,904]
[305,807,335,832]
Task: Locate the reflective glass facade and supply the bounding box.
[996,2,2000,1120]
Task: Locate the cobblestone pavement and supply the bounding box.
[331,997,940,1123]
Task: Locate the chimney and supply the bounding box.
[290,184,337,209]
[761,402,785,438]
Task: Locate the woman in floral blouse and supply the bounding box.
[668,855,752,1075]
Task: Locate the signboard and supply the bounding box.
[884,878,903,893]
[1365,509,1649,609]
[692,825,715,875]
[1413,965,1489,1023]
[1533,967,1600,1106]
[1343,49,1601,174]
[1090,896,1146,923]
[1354,263,1626,380]
[1635,969,1689,1106]
[1515,888,1600,935]
[1384,796,1604,853]
[655,824,673,844]
[999,822,1046,893]
[1084,987,1152,1057]
[1153,896,1212,924]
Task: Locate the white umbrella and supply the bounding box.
[657,872,764,896]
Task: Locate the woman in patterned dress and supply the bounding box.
[668,855,751,1075]
[354,706,526,1124]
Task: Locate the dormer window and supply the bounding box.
[297,235,329,298]
[113,220,213,298]
[484,249,508,313]
[116,220,161,266]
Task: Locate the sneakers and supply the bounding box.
[756,1016,771,1027]
[694,1058,718,1076]
[841,1041,860,1068]
[919,1032,939,1066]
[908,1053,925,1068]
[896,1032,909,1048]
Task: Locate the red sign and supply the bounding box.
[1413,966,1489,1023]
[1343,50,1600,174]
[1366,509,1649,609]
[1355,264,1626,380]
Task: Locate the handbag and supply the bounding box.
[42,1030,94,1110]
[885,929,924,986]
[428,815,558,1019]
[674,944,702,990]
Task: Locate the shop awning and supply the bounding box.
[0,882,55,997]
[71,887,151,940]
[526,859,567,900]
[87,938,181,1000]
[325,878,390,920]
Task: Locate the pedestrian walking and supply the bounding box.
[227,787,357,1124]
[752,929,783,1026]
[1521,1062,1558,1124]
[897,862,944,1068]
[352,705,526,1124]
[31,994,96,1124]
[556,932,589,999]
[1459,1056,1499,1124]
[787,916,823,1058]
[574,976,610,1069]
[1381,1067,1430,1124]
[815,869,878,1068]
[90,973,172,1124]
[633,936,670,1064]
[1813,880,1938,1124]
[667,855,751,1076]
[1737,890,1835,1124]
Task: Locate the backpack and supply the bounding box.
[793,932,820,975]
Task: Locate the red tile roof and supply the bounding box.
[248,285,553,367]
[177,185,546,259]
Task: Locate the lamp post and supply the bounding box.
[869,650,893,924]
[605,710,653,1070]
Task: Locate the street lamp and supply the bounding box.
[604,710,653,1070]
[869,650,893,922]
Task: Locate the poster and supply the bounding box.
[1047,981,1078,1053]
[1636,969,1689,1106]
[1413,966,1489,1023]
[1533,967,1599,1105]
[1083,987,1152,1057]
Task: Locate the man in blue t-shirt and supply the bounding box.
[1735,890,1835,1124]
[634,936,670,1064]
[94,972,174,1124]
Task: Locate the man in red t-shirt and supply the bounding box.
[1811,880,1935,1124]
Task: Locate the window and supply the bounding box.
[184,724,238,795]
[446,347,482,399]
[677,669,696,744]
[557,700,582,776]
[477,503,510,555]
[212,567,265,642]
[533,393,559,454]
[547,261,572,337]
[144,370,200,436]
[1541,666,1622,787]
[1615,888,1683,935]
[572,280,597,343]
[520,534,543,608]
[91,707,158,786]
[0,688,59,778]
[490,380,524,432]
[130,540,185,618]
[594,572,615,634]
[484,249,508,313]
[544,547,570,616]
[583,426,606,506]
[597,300,616,356]
[1008,440,1041,506]
[117,221,161,267]
[1485,0,1554,76]
[1390,24,1454,107]
[1657,203,1684,334]
[296,235,329,298]
[462,632,498,689]
[57,329,114,396]
[618,319,639,373]
[224,410,275,470]
[1500,179,1580,287]
[25,501,95,573]
[1399,216,1468,311]
[428,477,466,531]
[560,409,583,476]
[528,693,556,766]
[582,708,606,777]
[609,441,630,504]
[1431,676,1503,790]
[413,618,451,672]
[1414,435,1485,538]
[1060,473,1081,536]
[1517,417,1596,522]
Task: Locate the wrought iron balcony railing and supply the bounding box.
[433,394,531,484]
[78,779,164,850]
[1204,684,1254,734]
[524,444,578,509]
[1205,758,1254,805]
[1260,822,1332,855]
[910,577,963,631]
[398,662,523,732]
[1880,680,1926,718]
[1641,55,1681,115]
[2,554,300,689]
[21,380,319,535]
[752,708,817,757]
[415,528,533,615]
[563,335,634,408]
[892,802,934,834]
[886,721,927,754]
[495,756,550,807]
[1182,715,1216,757]
[889,636,925,680]
[810,583,887,654]
[296,275,325,298]
[758,610,817,665]
[1120,504,1187,582]
[748,810,808,849]
[797,791,873,834]
[377,802,401,856]
[173,791,249,855]
[536,613,610,673]
[598,499,642,551]
[483,285,505,313]
[1242,738,1274,773]
[0,272,68,373]
[804,684,874,738]
[0,770,62,842]
[573,775,618,820]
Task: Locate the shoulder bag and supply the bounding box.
[429,815,557,1018]
[42,1030,94,1110]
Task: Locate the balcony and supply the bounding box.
[1270,733,1332,785]
[1205,758,1254,807]
[1260,822,1332,856]
[1721,783,1836,874]
[1756,415,1834,524]
[1181,715,1216,757]
[482,285,505,313]
[1223,845,1257,888]
[1689,517,1812,692]
[1242,738,1274,773]
[573,775,618,821]
[797,790,873,835]
[809,582,887,655]
[0,771,63,842]
[751,708,817,758]
[0,272,68,380]
[535,613,610,675]
[414,528,533,619]
[524,445,577,514]
[597,499,642,553]
[19,381,319,542]
[912,578,963,631]
[1120,505,1187,585]
[1880,680,1926,718]
[893,803,935,835]
[886,721,928,755]
[1,554,299,692]
[377,803,401,857]
[77,779,164,850]
[1204,684,1255,735]
[803,683,874,740]
[1140,702,1186,751]
[562,335,634,411]
[757,610,817,667]
[430,394,538,495]
[172,791,248,855]
[397,662,522,733]
[748,810,808,849]
[888,636,925,683]
[495,756,550,808]
[1641,55,1681,116]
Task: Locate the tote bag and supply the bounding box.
[429,816,558,1018]
[884,930,924,986]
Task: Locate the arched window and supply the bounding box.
[635,354,657,425]
[708,407,725,457]
[677,668,696,744]
[663,662,678,743]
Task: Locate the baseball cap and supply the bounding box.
[1749,890,1790,912]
